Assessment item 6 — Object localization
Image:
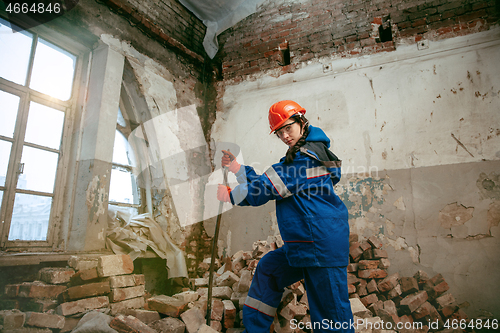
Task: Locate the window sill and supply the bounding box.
[0,249,159,266]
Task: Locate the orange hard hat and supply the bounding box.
[268,100,306,133]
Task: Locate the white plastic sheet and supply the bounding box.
[179,0,266,58]
[106,208,188,278]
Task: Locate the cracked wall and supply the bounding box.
[212,29,500,317]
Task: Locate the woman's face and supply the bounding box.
[275,118,302,147]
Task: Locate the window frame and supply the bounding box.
[107,91,146,214]
[0,17,91,250]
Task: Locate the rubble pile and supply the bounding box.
[192,234,472,333]
[0,234,483,333]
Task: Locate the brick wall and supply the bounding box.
[218,0,499,81]
[98,0,206,60]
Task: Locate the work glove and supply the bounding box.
[221,150,241,174]
[217,184,232,203]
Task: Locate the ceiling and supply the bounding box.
[179,0,266,58]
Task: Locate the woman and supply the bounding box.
[217,100,354,333]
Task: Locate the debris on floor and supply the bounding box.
[0,234,492,332]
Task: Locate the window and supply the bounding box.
[108,104,141,215]
[0,18,83,248]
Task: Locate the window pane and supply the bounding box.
[25,102,64,149]
[109,167,139,205]
[0,18,33,85]
[0,90,21,138]
[30,38,76,101]
[9,193,51,241]
[113,130,135,166]
[0,140,12,187]
[18,146,58,193]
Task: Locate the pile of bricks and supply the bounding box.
[0,235,475,333]
[192,234,472,333]
[0,254,151,332]
[347,234,469,331]
[0,253,245,333]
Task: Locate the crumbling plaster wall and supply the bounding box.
[210,29,500,317]
[53,0,216,256]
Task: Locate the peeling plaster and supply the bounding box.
[487,201,500,228]
[393,196,405,210]
[338,176,388,219]
[86,175,108,224]
[438,202,474,229]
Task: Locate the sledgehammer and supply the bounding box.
[206,165,229,325]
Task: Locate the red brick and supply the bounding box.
[349,242,364,261]
[223,300,237,329]
[69,268,100,286]
[347,263,358,272]
[280,302,308,321]
[149,317,186,333]
[458,9,487,23]
[358,269,388,279]
[366,279,379,294]
[387,284,402,299]
[64,281,110,301]
[372,249,388,258]
[400,291,428,314]
[180,307,205,333]
[56,296,109,316]
[211,298,224,321]
[124,309,160,325]
[38,267,75,285]
[67,256,99,271]
[360,293,379,307]
[19,282,67,299]
[356,284,368,297]
[110,285,145,303]
[412,18,427,27]
[0,310,25,329]
[25,312,65,329]
[147,295,188,317]
[400,277,419,295]
[367,236,383,249]
[110,314,157,333]
[358,260,380,270]
[110,296,145,316]
[97,254,134,277]
[359,242,372,252]
[108,275,136,289]
[412,301,432,320]
[348,284,356,294]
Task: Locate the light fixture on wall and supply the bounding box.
[277,40,290,66]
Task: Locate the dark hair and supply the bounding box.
[284,115,309,164]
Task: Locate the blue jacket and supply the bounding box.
[230,126,349,267]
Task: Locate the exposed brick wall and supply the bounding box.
[98,0,206,60]
[218,0,499,82]
[180,223,213,278]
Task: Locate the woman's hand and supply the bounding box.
[217,184,232,202]
[221,150,241,173]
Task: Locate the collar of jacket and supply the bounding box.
[305,125,331,148]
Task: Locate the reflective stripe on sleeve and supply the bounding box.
[264,167,293,199]
[244,296,277,317]
[306,166,330,179]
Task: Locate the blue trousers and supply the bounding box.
[243,247,354,333]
